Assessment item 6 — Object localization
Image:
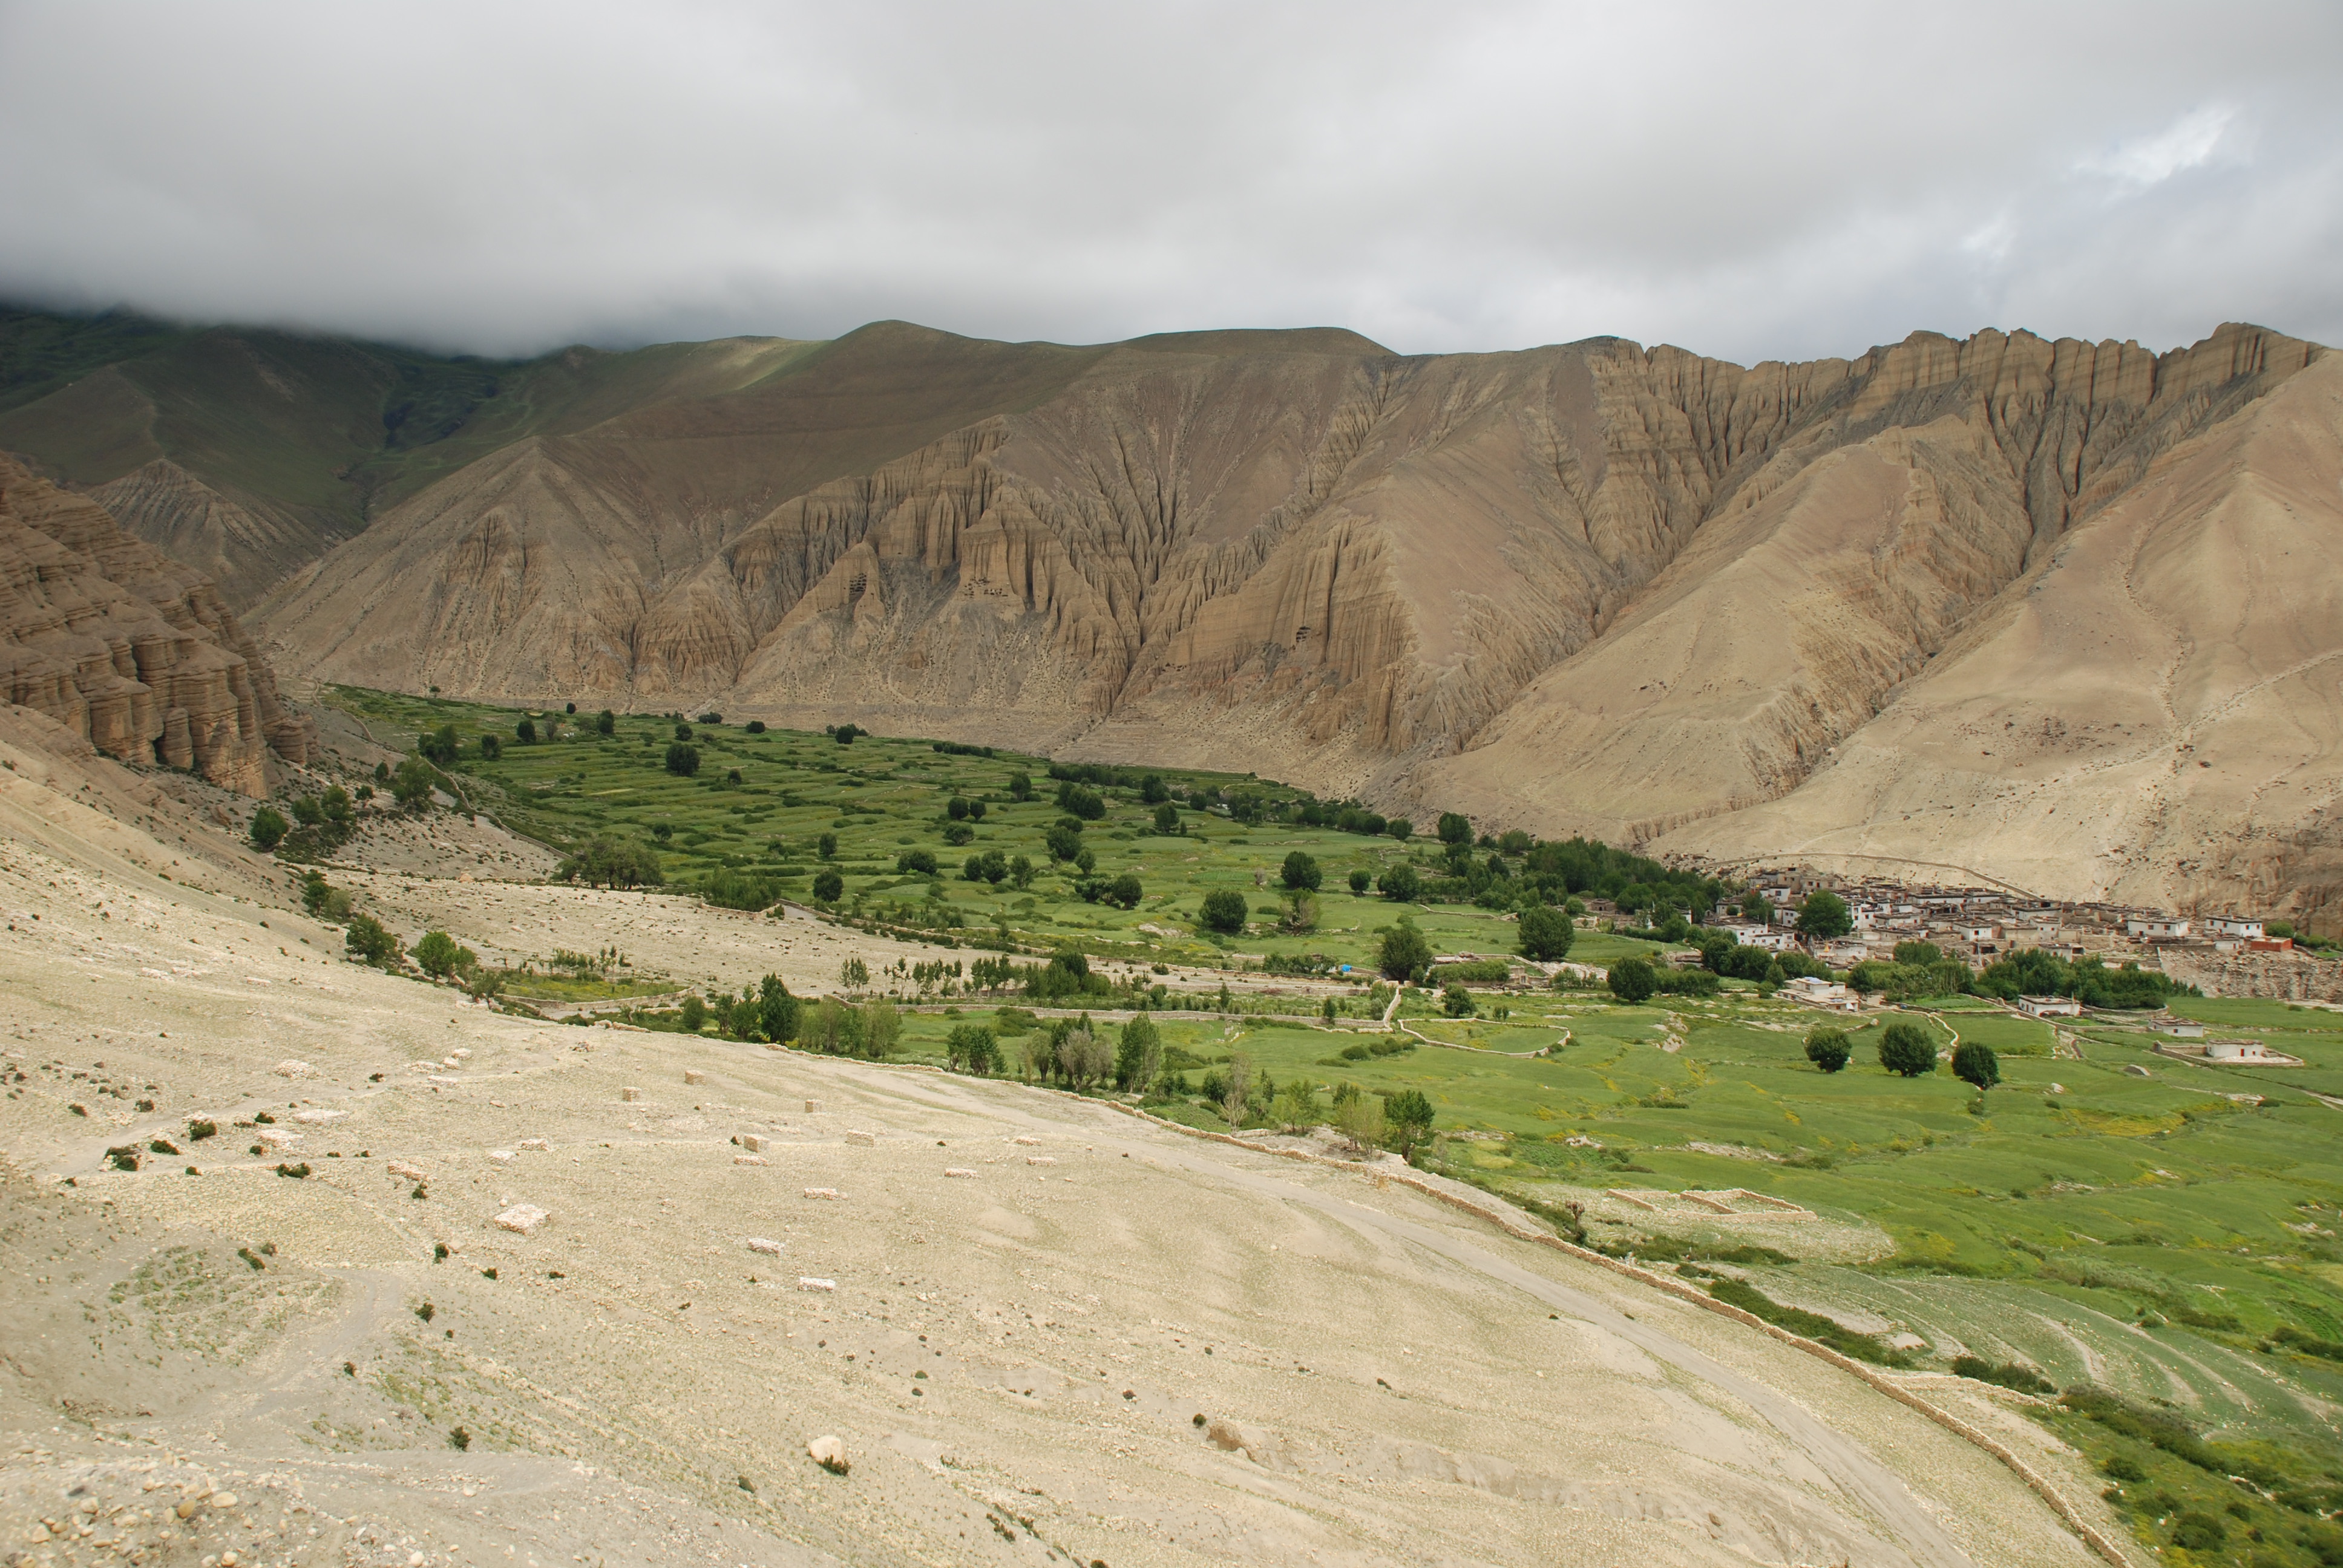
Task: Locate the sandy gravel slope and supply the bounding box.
[0,749,2120,1568]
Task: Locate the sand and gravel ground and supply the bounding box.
[0,733,2131,1568]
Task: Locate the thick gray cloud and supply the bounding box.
[2,0,2338,362]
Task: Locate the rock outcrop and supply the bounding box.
[0,453,310,794]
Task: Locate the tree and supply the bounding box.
[945,1023,998,1074]
[1607,956,1658,1003]
[1517,904,1575,961]
[1115,1014,1162,1091]
[679,995,707,1032]
[418,725,460,765]
[744,719,765,734]
[1893,939,1944,967]
[413,930,464,979]
[1045,820,1084,862]
[1381,1088,1435,1158]
[1200,889,1249,933]
[1877,1020,1937,1077]
[1951,1040,2000,1096]
[1796,890,1853,939]
[1056,782,1107,820]
[1106,873,1144,909]
[555,836,663,889]
[833,724,860,745]
[1281,892,1319,932]
[965,798,986,820]
[1273,852,1319,893]
[1378,918,1432,981]
[811,868,845,903]
[1740,890,1772,924]
[947,795,971,820]
[1007,773,1033,801]
[841,956,871,989]
[1348,867,1372,894]
[664,742,700,777]
[1008,854,1035,890]
[392,757,437,811]
[1218,1051,1254,1125]
[344,914,402,969]
[816,832,837,860]
[1139,774,1169,804]
[1437,812,1473,847]
[758,975,799,1046]
[1057,1027,1113,1091]
[597,710,617,736]
[477,734,502,760]
[896,848,938,875]
[1723,944,1775,982]
[516,717,538,745]
[1377,863,1420,902]
[1804,1027,1852,1073]
[863,1001,902,1059]
[1385,818,1413,841]
[248,805,289,851]
[1441,983,1475,1018]
[1331,1083,1384,1153]
[1152,802,1181,835]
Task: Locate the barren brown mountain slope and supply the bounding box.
[258,319,2331,915]
[0,454,310,793]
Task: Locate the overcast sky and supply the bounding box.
[2,1,2338,364]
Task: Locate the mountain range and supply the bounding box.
[2,305,2336,924]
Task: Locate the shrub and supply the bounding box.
[832,723,860,745]
[1804,1028,1852,1073]
[1607,956,1657,1003]
[2170,1512,2226,1552]
[1877,1021,1937,1077]
[418,724,460,765]
[941,822,974,846]
[703,868,783,912]
[596,709,617,734]
[1441,984,1475,1018]
[1951,1355,2053,1393]
[1706,1277,1907,1364]
[1517,904,1574,960]
[517,717,538,744]
[392,757,438,811]
[664,742,700,777]
[1378,919,1432,981]
[477,734,502,760]
[186,1119,216,1142]
[1280,851,1322,892]
[1199,890,1249,933]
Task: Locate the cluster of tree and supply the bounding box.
[930,740,994,757]
[250,784,361,858]
[1683,929,1834,988]
[555,835,664,889]
[674,975,809,1048]
[944,795,988,821]
[1975,948,2193,1008]
[962,849,1037,888]
[1845,941,1976,1002]
[1019,947,1114,1002]
[411,929,482,984]
[664,742,700,776]
[1073,872,1145,909]
[827,724,862,745]
[701,867,785,912]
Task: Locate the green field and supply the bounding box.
[324,687,1662,978]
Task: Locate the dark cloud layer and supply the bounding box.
[2,1,2338,362]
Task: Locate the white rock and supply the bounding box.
[442,1057,460,1068]
[1026,1156,1056,1166]
[684,1070,707,1085]
[804,1099,821,1113]
[488,1151,516,1163]
[1013,1136,1040,1146]
[255,1128,303,1148]
[746,1237,785,1256]
[622,1087,641,1102]
[273,1060,313,1078]
[803,1187,841,1200]
[944,1168,977,1178]
[293,1109,347,1123]
[386,1161,428,1181]
[734,1153,767,1166]
[519,1138,549,1152]
[493,1203,549,1236]
[844,1130,876,1147]
[739,1134,765,1153]
[806,1434,849,1473]
[796,1276,837,1292]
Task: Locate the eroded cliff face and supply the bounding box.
[0,454,310,794]
[258,319,2331,913]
